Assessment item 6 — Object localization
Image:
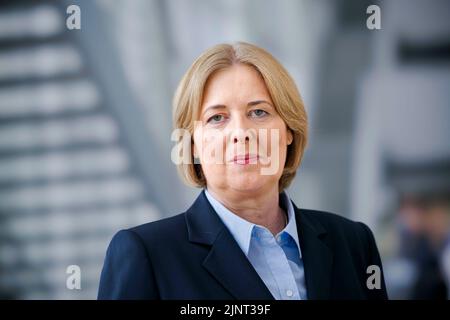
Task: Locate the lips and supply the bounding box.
[232,154,259,165]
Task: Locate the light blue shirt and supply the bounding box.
[204,189,308,300]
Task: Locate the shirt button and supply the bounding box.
[286,290,293,297]
[276,235,281,242]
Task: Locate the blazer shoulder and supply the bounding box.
[299,208,374,247]
[300,208,364,230]
[124,212,188,247]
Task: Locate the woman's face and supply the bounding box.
[193,64,293,194]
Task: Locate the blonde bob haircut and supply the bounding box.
[173,42,308,191]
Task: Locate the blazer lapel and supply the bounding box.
[185,190,274,300]
[294,203,333,299]
[202,228,275,300]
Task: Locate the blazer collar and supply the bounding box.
[292,201,333,300]
[185,190,333,300]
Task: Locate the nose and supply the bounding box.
[232,131,250,144]
[230,116,252,144]
[226,114,258,161]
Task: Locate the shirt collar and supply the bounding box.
[204,189,301,257]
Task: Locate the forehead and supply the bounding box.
[201,64,271,104]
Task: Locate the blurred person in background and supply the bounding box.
[391,159,450,299]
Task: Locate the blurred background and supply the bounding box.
[0,0,449,299]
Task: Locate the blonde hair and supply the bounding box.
[173,42,308,191]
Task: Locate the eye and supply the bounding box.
[207,114,225,124]
[249,109,268,118]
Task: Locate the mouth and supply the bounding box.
[232,154,259,165]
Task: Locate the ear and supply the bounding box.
[191,141,202,165]
[191,140,199,158]
[286,129,293,146]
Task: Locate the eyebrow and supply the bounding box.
[247,100,272,107]
[201,100,273,117]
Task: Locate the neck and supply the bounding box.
[206,185,286,235]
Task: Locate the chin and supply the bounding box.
[228,173,274,193]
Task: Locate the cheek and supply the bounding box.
[265,127,289,156]
[194,129,227,164]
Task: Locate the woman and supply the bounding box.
[98,42,388,300]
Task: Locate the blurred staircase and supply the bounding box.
[0,0,167,299]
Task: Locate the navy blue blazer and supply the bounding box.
[98,190,388,299]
